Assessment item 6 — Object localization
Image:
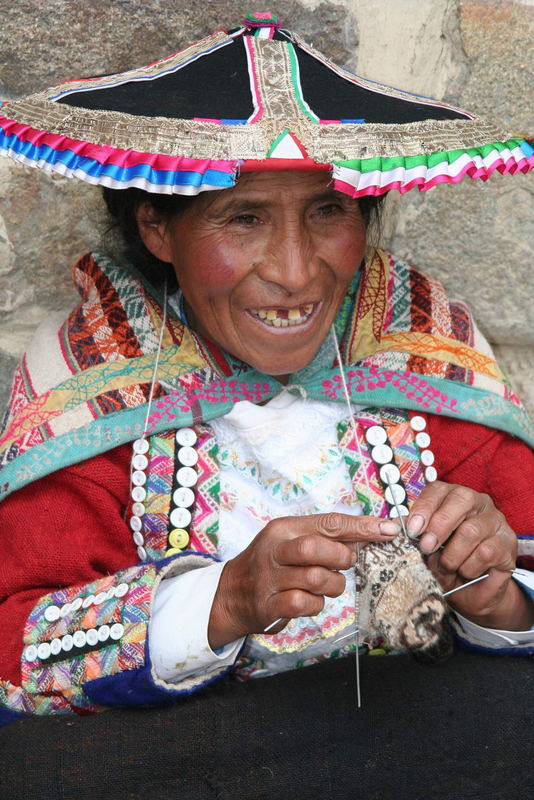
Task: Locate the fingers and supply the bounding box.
[436,511,516,578]
[273,512,401,544]
[407,481,492,553]
[275,565,347,599]
[274,534,356,571]
[268,589,326,623]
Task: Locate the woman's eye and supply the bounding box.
[315,203,341,217]
[230,213,260,226]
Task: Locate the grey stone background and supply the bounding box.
[0,0,532,414]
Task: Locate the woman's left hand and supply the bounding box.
[406,481,534,631]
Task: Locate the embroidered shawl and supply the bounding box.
[1,247,532,501]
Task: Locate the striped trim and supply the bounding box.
[332,139,534,197]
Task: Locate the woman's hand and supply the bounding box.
[407,481,534,631]
[208,512,400,649]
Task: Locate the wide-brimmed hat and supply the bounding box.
[1,11,532,198]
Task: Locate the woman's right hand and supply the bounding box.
[207,512,400,649]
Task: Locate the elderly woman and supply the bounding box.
[0,14,533,791]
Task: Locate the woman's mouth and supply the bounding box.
[248,303,316,328]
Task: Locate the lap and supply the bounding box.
[1,652,532,800]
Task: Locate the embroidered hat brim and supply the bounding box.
[1,14,532,197]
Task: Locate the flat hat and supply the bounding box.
[1,11,532,197]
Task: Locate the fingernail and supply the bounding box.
[350,550,357,566]
[420,533,438,554]
[379,520,401,536]
[407,514,425,539]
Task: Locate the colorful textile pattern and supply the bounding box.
[0,18,532,196]
[20,564,154,714]
[1,249,532,502]
[142,431,175,559]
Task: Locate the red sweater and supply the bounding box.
[0,416,533,688]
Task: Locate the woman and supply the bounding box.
[0,13,532,727]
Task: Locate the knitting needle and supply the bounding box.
[264,617,283,633]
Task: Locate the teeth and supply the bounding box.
[250,303,316,328]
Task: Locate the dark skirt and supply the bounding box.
[1,651,532,800]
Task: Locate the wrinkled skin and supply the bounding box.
[137,171,532,648]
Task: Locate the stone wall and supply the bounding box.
[0,0,532,414]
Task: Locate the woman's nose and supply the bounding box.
[257,227,318,294]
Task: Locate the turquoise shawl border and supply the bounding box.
[1,365,532,502]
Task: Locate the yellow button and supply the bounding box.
[168,528,190,549]
[165,547,183,557]
[368,647,387,656]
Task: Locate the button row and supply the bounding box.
[365,424,409,519]
[25,622,125,662]
[44,583,129,622]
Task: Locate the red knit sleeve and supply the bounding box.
[0,444,134,686]
[426,415,534,540]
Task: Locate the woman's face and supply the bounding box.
[143,171,366,379]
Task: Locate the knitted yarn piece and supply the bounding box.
[357,532,452,662]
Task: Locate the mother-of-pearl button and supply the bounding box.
[421,449,435,466]
[365,425,388,446]
[173,486,195,508]
[379,463,401,485]
[385,484,406,505]
[177,446,198,467]
[415,431,431,449]
[94,592,108,605]
[44,605,60,622]
[131,486,147,503]
[132,470,147,486]
[131,501,145,517]
[59,603,72,618]
[170,507,192,528]
[110,623,124,641]
[98,624,111,643]
[82,594,95,609]
[176,466,198,487]
[72,630,87,648]
[176,427,197,447]
[25,645,38,662]
[61,634,74,652]
[410,415,426,431]
[50,638,62,656]
[425,466,438,482]
[133,438,149,455]
[37,642,51,660]
[105,587,116,601]
[70,598,83,612]
[137,545,147,561]
[130,515,142,532]
[133,530,144,546]
[114,583,129,598]
[370,444,394,465]
[85,628,99,647]
[131,453,148,471]
[389,505,409,518]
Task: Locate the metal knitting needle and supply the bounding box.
[263,617,284,633]
[442,574,490,596]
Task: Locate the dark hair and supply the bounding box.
[102,184,386,288]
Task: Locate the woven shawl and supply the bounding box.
[0,247,532,501]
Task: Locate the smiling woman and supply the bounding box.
[136,171,368,379]
[0,11,533,797]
